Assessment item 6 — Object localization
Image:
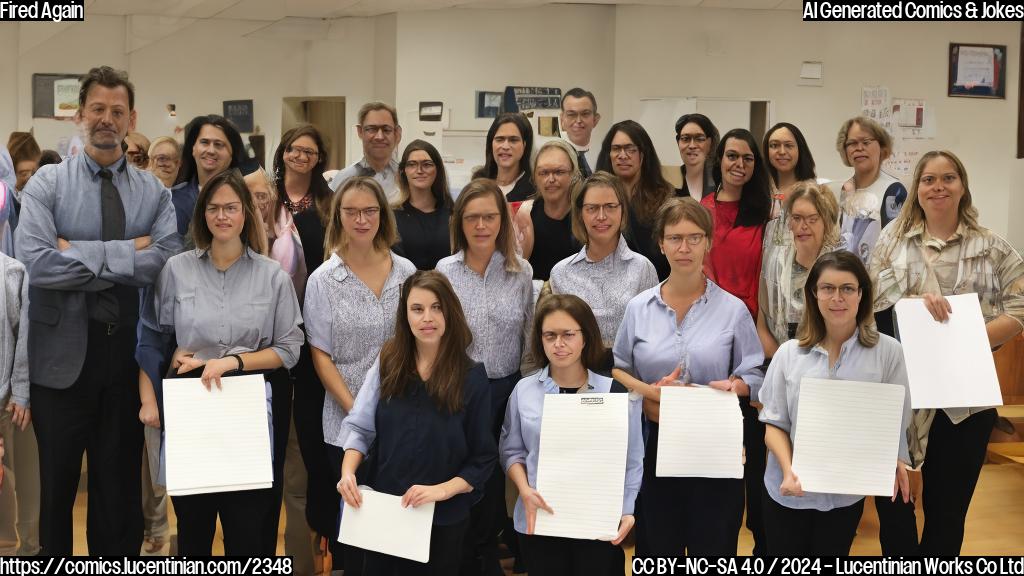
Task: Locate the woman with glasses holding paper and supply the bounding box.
[760,251,912,555]
[612,197,763,556]
[337,270,496,576]
[393,140,453,271]
[869,150,1024,555]
[473,113,535,203]
[549,172,659,365]
[500,294,643,575]
[515,140,583,281]
[674,113,720,199]
[147,169,303,554]
[596,120,677,281]
[834,116,906,265]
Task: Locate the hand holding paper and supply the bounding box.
[521,486,554,535]
[339,487,434,563]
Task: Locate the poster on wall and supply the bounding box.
[53,78,80,117]
[948,43,1006,99]
[502,86,562,113]
[223,100,254,133]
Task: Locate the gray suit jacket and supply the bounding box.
[14,153,180,389]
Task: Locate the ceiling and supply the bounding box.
[85,0,802,21]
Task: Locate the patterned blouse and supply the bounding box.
[869,221,1024,462]
[437,250,534,379]
[304,251,417,446]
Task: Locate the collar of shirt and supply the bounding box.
[562,136,590,154]
[536,365,601,394]
[452,248,507,277]
[82,152,128,179]
[356,157,399,178]
[195,245,258,261]
[569,234,636,266]
[325,250,405,287]
[807,327,862,359]
[646,276,715,309]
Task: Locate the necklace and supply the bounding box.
[283,192,313,214]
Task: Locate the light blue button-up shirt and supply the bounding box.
[758,331,912,511]
[499,366,644,535]
[612,279,764,398]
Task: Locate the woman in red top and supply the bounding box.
[700,127,773,556]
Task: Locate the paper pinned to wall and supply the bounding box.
[534,393,628,540]
[894,293,1003,409]
[861,85,892,134]
[656,386,744,478]
[792,378,905,496]
[955,46,996,88]
[163,374,273,496]
[338,488,434,563]
[633,97,697,167]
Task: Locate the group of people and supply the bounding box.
[0,63,1021,573]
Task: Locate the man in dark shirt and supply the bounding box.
[15,65,180,555]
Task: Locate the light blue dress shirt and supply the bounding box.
[758,331,912,511]
[499,366,644,535]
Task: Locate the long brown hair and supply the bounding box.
[379,271,474,414]
[797,251,878,348]
[191,168,268,255]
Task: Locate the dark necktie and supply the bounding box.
[577,150,593,179]
[92,168,130,323]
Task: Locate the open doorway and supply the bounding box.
[282,97,346,171]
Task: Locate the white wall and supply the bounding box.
[613,6,1020,244]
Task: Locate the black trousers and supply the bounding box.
[762,490,864,556]
[874,491,920,555]
[364,516,469,576]
[328,443,364,576]
[172,488,271,555]
[461,372,519,576]
[262,368,294,553]
[636,423,744,556]
[32,321,143,555]
[920,408,996,555]
[519,533,621,576]
[740,396,768,556]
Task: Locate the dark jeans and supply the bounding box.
[635,422,744,556]
[173,488,271,555]
[462,372,520,576]
[32,321,143,555]
[920,409,996,555]
[262,368,293,553]
[519,532,621,576]
[762,489,864,556]
[364,516,469,576]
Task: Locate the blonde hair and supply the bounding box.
[888,150,981,241]
[532,139,582,201]
[835,116,893,167]
[784,180,841,249]
[147,136,180,158]
[450,179,522,272]
[324,176,398,258]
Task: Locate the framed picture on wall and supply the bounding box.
[948,43,1006,99]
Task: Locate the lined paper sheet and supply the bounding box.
[656,386,743,478]
[338,488,434,563]
[534,393,628,540]
[792,378,905,496]
[895,293,1002,409]
[163,374,273,496]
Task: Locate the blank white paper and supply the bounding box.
[534,393,628,540]
[163,374,273,496]
[895,293,1003,409]
[792,378,905,496]
[338,488,434,563]
[656,386,744,479]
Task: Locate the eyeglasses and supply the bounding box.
[361,125,396,137]
[724,151,756,165]
[611,144,639,157]
[676,134,707,145]
[663,233,706,248]
[563,110,595,122]
[537,169,571,180]
[844,137,877,150]
[287,145,319,158]
[815,284,860,298]
[789,213,820,227]
[126,151,148,167]
[581,202,621,216]
[541,329,581,344]
[462,212,500,225]
[404,160,436,172]
[493,135,522,146]
[341,207,381,220]
[151,154,177,165]
[206,203,242,216]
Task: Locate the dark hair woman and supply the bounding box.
[674,113,720,199]
[393,139,454,270]
[473,113,535,203]
[173,115,248,240]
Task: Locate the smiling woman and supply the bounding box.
[172,115,247,240]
